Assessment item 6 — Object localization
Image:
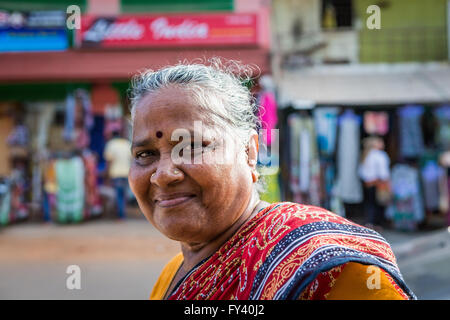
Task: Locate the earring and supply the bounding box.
[252,170,260,182]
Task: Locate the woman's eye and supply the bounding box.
[135,150,156,159]
[187,142,209,151]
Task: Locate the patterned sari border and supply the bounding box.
[249,221,416,300]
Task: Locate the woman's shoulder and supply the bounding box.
[259,202,392,252]
[260,202,362,230]
[250,201,397,269]
[245,202,414,299]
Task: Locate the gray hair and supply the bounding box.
[128,58,266,193]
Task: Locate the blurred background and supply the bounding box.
[0,0,449,299]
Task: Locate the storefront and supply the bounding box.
[273,64,450,231]
[0,7,271,224]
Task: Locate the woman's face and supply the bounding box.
[129,85,255,245]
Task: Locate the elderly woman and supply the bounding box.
[128,60,415,300]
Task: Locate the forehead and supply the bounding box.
[135,85,202,116]
[132,85,221,139]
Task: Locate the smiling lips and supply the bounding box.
[154,192,196,208]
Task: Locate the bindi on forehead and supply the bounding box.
[156,131,163,138]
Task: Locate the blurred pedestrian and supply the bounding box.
[359,136,391,230]
[104,130,131,219]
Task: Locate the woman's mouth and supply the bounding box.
[155,194,196,208]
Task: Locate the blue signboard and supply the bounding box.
[0,10,68,52]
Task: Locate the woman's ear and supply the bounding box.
[247,131,259,170]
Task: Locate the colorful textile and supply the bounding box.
[386,164,424,231]
[154,202,415,300]
[299,262,408,300]
[10,168,29,221]
[398,105,425,158]
[55,157,85,223]
[434,105,450,150]
[151,253,184,300]
[288,113,321,206]
[103,105,123,140]
[0,180,11,226]
[421,160,445,211]
[258,91,278,146]
[7,125,29,147]
[335,110,363,204]
[313,107,339,157]
[63,92,76,142]
[82,151,102,217]
[151,257,407,300]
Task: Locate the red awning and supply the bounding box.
[0,47,269,83]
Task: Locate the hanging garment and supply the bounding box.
[288,113,321,206]
[438,153,449,215]
[434,105,450,150]
[289,113,302,202]
[386,164,424,231]
[32,102,57,206]
[421,161,445,212]
[398,105,425,158]
[6,125,29,147]
[447,176,450,227]
[55,157,85,223]
[103,104,123,140]
[74,89,94,150]
[89,116,106,166]
[319,159,336,210]
[438,172,449,214]
[258,90,278,146]
[448,177,450,227]
[75,88,94,131]
[82,150,102,218]
[313,107,339,157]
[334,110,363,204]
[10,167,29,222]
[0,179,11,226]
[63,93,76,142]
[364,111,389,136]
[299,129,311,192]
[43,159,57,222]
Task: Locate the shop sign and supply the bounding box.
[0,10,68,52]
[75,13,258,48]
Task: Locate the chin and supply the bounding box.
[160,218,215,244]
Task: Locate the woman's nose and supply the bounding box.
[150,157,184,187]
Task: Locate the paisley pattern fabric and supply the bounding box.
[167,202,416,300]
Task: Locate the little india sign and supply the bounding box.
[75,13,258,48]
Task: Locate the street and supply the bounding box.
[0,216,449,300]
[0,216,180,300]
[383,227,450,300]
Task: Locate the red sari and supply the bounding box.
[167,202,415,300]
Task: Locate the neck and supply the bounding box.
[180,190,268,271]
